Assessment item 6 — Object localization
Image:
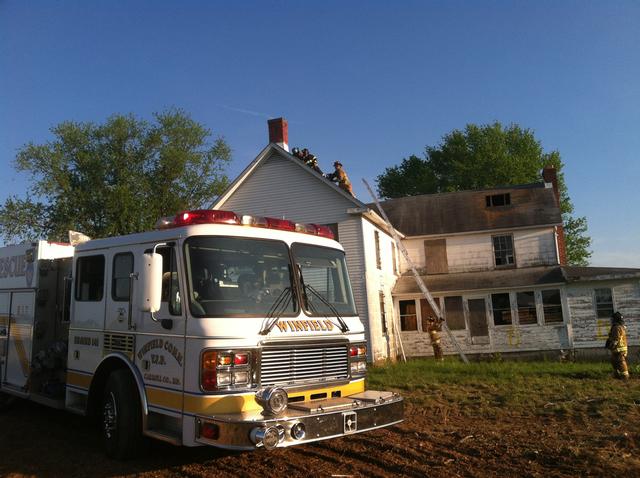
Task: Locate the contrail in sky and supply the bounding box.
[219,104,272,118]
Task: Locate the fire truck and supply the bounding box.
[0,209,403,458]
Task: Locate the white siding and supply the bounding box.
[513,229,557,267]
[218,152,355,224]
[569,281,640,348]
[338,218,370,352]
[399,227,558,274]
[360,218,399,362]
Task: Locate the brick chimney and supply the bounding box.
[268,117,289,152]
[542,165,567,265]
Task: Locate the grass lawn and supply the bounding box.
[367,358,640,419]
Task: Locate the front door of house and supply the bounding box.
[468,298,489,343]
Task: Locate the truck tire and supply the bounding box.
[102,369,142,459]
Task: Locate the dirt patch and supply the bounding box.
[1,395,639,477]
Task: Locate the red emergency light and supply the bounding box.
[159,209,336,240]
[174,210,240,226]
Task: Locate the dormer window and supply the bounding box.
[486,193,511,207]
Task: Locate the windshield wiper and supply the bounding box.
[297,265,349,333]
[259,265,297,335]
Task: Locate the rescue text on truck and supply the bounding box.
[0,208,403,459]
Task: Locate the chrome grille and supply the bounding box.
[260,344,349,386]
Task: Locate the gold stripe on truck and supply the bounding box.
[66,371,93,390]
[146,381,366,415]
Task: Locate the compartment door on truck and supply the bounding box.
[3,291,36,389]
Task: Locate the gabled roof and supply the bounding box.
[369,183,563,237]
[213,143,370,210]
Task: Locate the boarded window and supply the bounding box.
[595,288,614,319]
[75,255,105,302]
[517,291,538,325]
[542,289,563,324]
[420,297,439,332]
[374,231,381,270]
[424,239,448,274]
[493,235,515,267]
[379,292,387,334]
[491,293,512,325]
[399,300,417,331]
[444,296,465,330]
[485,193,511,207]
[112,253,133,301]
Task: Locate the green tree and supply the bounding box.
[0,109,231,242]
[376,122,591,265]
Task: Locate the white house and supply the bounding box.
[215,118,640,361]
[213,118,401,362]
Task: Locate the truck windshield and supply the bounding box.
[292,244,357,317]
[185,237,296,317]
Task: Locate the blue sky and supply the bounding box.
[1,1,638,266]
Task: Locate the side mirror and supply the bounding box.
[139,252,163,313]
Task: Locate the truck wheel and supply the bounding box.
[102,369,142,459]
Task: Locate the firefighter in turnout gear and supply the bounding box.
[606,311,629,379]
[326,161,354,197]
[426,316,445,361]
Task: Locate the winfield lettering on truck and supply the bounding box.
[275,319,335,333]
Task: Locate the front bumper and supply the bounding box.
[195,390,403,450]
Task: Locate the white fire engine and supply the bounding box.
[0,210,403,458]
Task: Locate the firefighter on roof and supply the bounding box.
[425,316,445,361]
[326,161,354,197]
[605,311,629,379]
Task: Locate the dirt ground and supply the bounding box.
[2,392,640,478]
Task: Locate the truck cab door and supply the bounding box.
[132,244,187,395]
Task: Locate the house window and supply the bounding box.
[444,296,465,330]
[491,293,512,325]
[399,300,417,331]
[75,255,105,302]
[517,291,538,325]
[493,235,515,267]
[391,244,398,275]
[379,292,387,334]
[486,193,511,207]
[542,289,563,324]
[595,288,614,319]
[112,253,134,301]
[374,231,381,270]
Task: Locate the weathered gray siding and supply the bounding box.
[399,227,558,274]
[219,152,355,224]
[338,218,371,354]
[569,281,640,348]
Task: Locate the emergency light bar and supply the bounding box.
[155,209,335,240]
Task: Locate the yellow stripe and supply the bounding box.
[0,315,9,326]
[146,387,183,410]
[181,380,366,416]
[13,334,30,378]
[66,371,93,390]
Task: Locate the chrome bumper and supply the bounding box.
[195,390,403,450]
